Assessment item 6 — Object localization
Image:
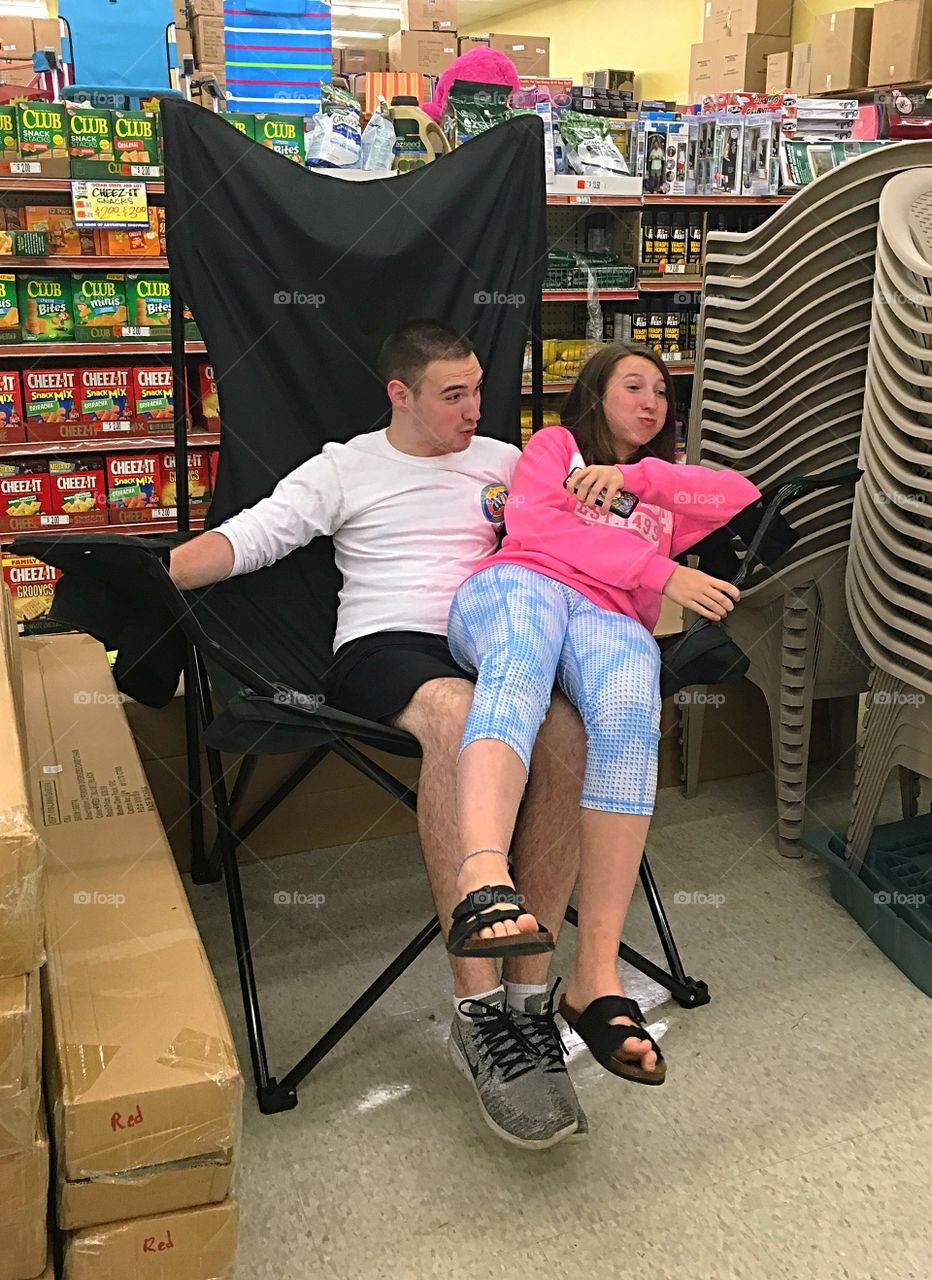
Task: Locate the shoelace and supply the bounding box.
[514,979,568,1073]
[457,997,538,1082]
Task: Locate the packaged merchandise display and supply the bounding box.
[306,83,362,167]
[132,365,176,430]
[17,272,74,342]
[159,450,213,509]
[559,110,630,175]
[77,367,134,433]
[443,82,512,148]
[0,458,49,532]
[0,274,20,344]
[71,272,127,340]
[47,455,107,526]
[197,360,221,429]
[105,452,161,519]
[0,368,24,443]
[124,271,171,333]
[1,552,62,634]
[22,368,80,440]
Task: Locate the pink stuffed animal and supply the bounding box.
[420,46,521,123]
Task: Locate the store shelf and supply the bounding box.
[542,288,638,302]
[0,175,165,196]
[1,511,204,546]
[547,194,642,206]
[638,278,703,291]
[0,432,219,459]
[2,255,168,270]
[522,362,695,395]
[642,194,790,205]
[0,340,205,357]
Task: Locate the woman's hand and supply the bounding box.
[566,464,624,509]
[662,566,740,621]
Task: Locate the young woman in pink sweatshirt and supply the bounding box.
[444,344,761,1084]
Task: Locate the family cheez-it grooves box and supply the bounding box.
[78,367,136,435]
[0,459,50,532]
[48,456,107,527]
[106,453,160,521]
[0,370,25,444]
[22,368,86,441]
[2,552,62,634]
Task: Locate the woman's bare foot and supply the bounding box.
[563,976,660,1074]
[455,851,541,941]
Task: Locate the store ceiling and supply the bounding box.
[331,0,528,44]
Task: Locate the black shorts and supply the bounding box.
[325,630,475,723]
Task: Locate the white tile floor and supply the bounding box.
[185,768,932,1280]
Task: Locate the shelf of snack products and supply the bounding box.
[637,278,704,291]
[522,365,695,395]
[2,255,169,271]
[0,174,166,196]
[546,193,791,207]
[0,430,220,459]
[0,340,205,357]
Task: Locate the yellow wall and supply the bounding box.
[469,1,884,99]
[465,0,705,101]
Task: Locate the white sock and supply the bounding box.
[504,981,549,1012]
[454,986,503,1020]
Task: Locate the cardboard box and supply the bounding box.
[106,452,162,519]
[689,41,721,100]
[331,46,343,74]
[0,459,50,533]
[767,49,793,91]
[340,47,386,75]
[78,366,135,434]
[702,0,792,38]
[0,1116,48,1280]
[584,68,636,92]
[458,36,488,55]
[33,18,62,54]
[22,368,85,442]
[0,17,35,55]
[196,360,220,429]
[0,369,24,444]
[2,555,62,635]
[192,15,224,65]
[21,633,242,1225]
[868,0,932,85]
[124,270,171,333]
[188,0,224,14]
[487,34,550,76]
[158,449,213,510]
[17,271,74,342]
[388,29,457,73]
[720,33,791,92]
[48,456,108,527]
[0,969,41,1157]
[132,365,175,430]
[400,0,457,31]
[791,41,813,93]
[811,8,875,92]
[0,581,43,978]
[72,271,128,341]
[63,1198,238,1280]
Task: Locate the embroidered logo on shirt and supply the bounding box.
[480,482,508,524]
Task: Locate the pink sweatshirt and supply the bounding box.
[470,425,761,634]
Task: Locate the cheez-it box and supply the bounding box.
[0,458,51,532]
[48,456,107,527]
[78,366,136,434]
[196,360,220,430]
[0,369,25,444]
[22,367,88,441]
[132,365,174,431]
[106,453,160,521]
[158,450,212,511]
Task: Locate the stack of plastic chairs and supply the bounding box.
[845,166,932,873]
[683,141,932,855]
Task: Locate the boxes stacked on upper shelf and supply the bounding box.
[20,631,242,1280]
[868,0,932,86]
[689,0,793,99]
[389,0,457,74]
[810,7,873,93]
[0,582,48,1280]
[0,13,62,87]
[190,0,226,91]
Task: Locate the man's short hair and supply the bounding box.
[377,320,474,390]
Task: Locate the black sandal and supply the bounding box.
[447,886,555,958]
[558,993,667,1085]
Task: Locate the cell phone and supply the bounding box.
[565,467,639,519]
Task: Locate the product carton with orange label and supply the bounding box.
[106,452,161,521]
[0,459,50,532]
[47,455,107,527]
[22,368,86,441]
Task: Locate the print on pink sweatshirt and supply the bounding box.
[470,425,761,634]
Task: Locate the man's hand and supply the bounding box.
[662,566,740,621]
[565,464,624,509]
[169,531,235,590]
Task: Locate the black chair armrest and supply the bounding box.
[208,688,422,757]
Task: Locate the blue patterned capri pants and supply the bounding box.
[447,564,662,815]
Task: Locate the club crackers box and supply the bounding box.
[132,365,175,431]
[17,272,74,342]
[158,449,213,511]
[1,552,61,634]
[71,272,128,341]
[78,367,136,435]
[15,102,70,176]
[124,272,170,335]
[0,104,19,163]
[112,109,161,172]
[196,360,220,429]
[106,452,160,521]
[0,370,24,443]
[221,112,257,140]
[0,274,21,343]
[48,455,107,526]
[0,459,50,532]
[66,106,114,161]
[254,113,304,162]
[22,368,85,441]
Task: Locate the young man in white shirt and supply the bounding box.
[169,320,590,1148]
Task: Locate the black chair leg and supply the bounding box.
[184,646,210,884]
[200,755,258,883]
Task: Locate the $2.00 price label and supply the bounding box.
[71,179,150,229]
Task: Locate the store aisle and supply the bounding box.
[186,769,932,1280]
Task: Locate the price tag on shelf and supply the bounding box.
[9,161,41,175]
[152,507,177,520]
[101,421,134,433]
[121,326,152,338]
[575,178,607,191]
[662,263,686,275]
[71,179,149,228]
[664,352,683,363]
[570,194,592,204]
[40,514,69,526]
[128,165,161,179]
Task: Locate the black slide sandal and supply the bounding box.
[559,994,667,1085]
[447,885,555,958]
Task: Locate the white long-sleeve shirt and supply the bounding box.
[218,428,520,653]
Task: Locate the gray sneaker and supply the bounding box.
[449,991,578,1149]
[510,984,589,1140]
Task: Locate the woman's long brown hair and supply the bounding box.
[560,344,678,465]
